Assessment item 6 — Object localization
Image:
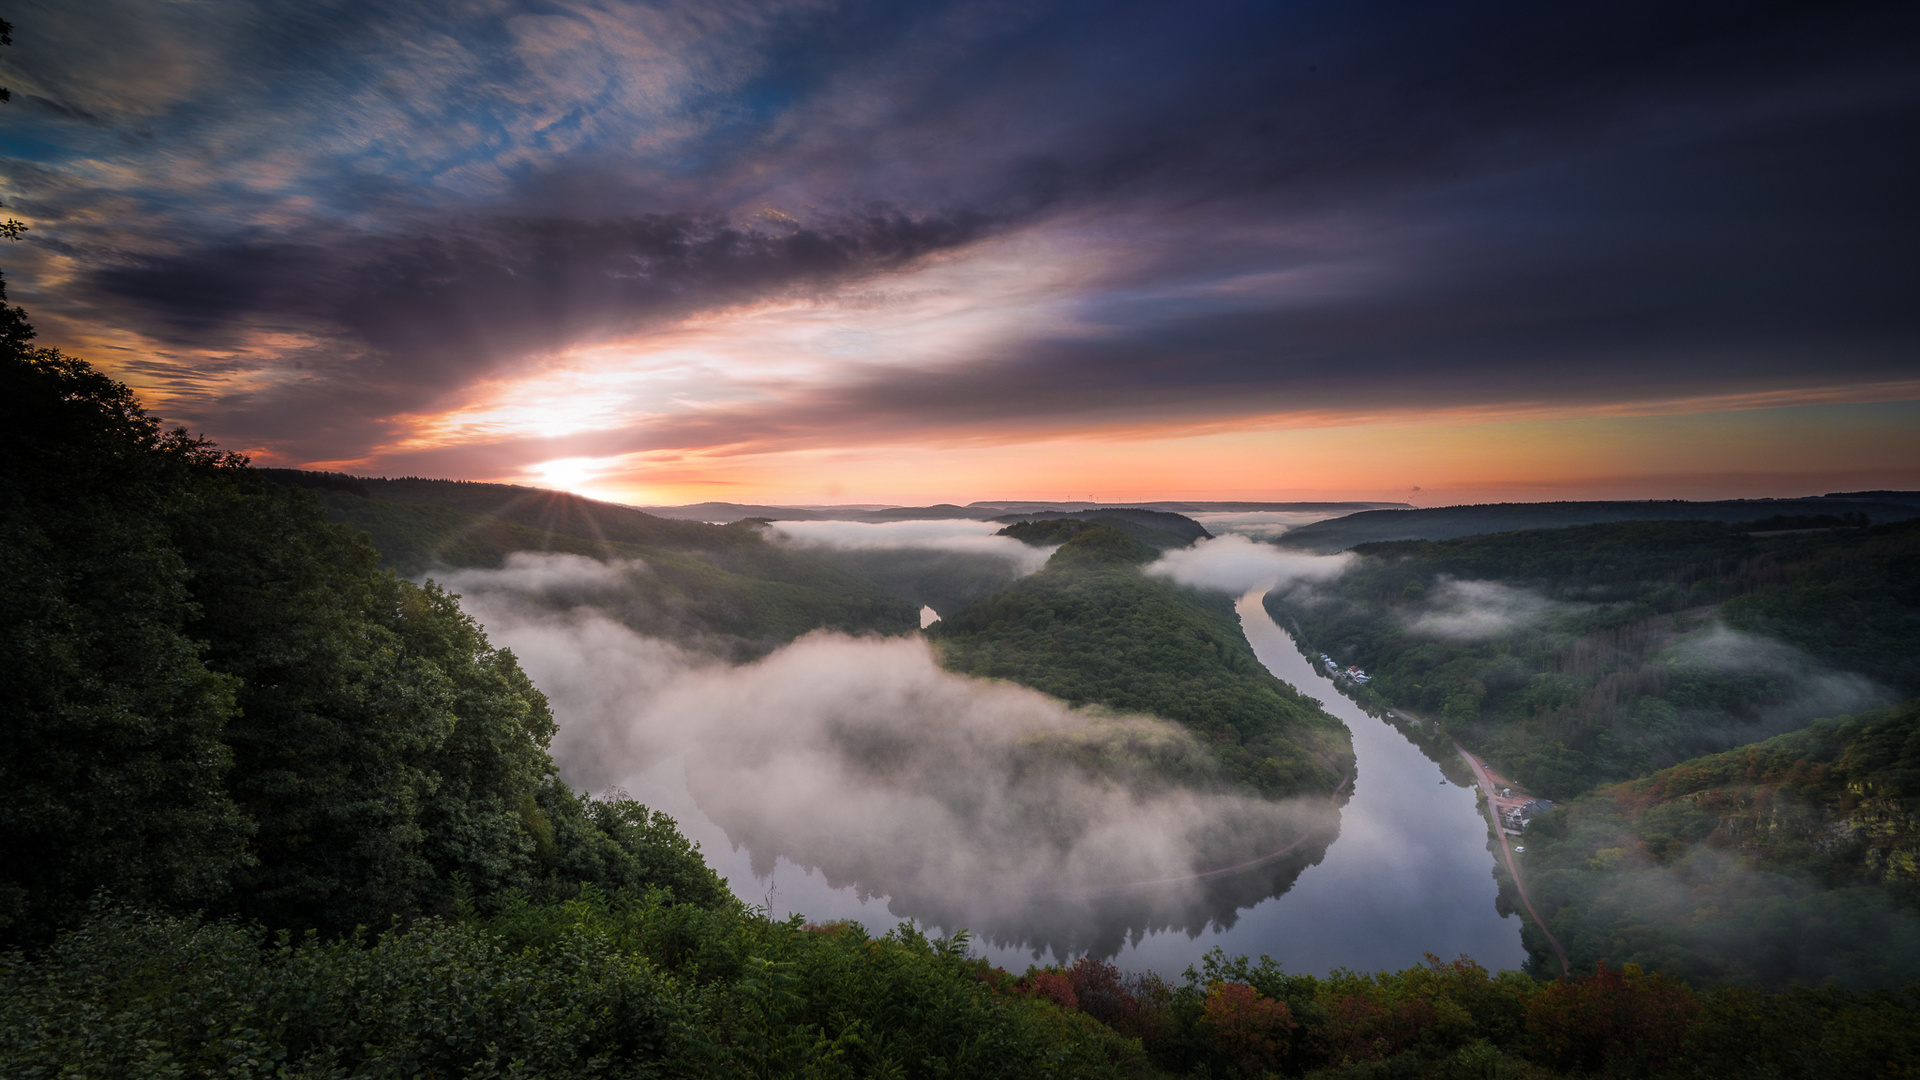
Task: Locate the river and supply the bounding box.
[605,587,1526,976]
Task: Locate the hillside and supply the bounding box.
[1276,497,1920,553]
[1518,700,1920,988]
[1266,518,1920,799]
[639,499,1406,523]
[260,470,921,657]
[260,469,760,562]
[995,508,1212,550]
[937,526,1354,801]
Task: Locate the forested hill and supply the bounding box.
[936,525,1354,800]
[259,468,923,656]
[1519,700,1920,988]
[992,507,1212,549]
[259,468,761,558]
[1268,518,1920,799]
[995,509,1209,551]
[1276,496,1920,552]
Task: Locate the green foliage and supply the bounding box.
[1268,519,1920,800]
[997,511,1206,552]
[0,904,700,1079]
[937,528,1353,798]
[1720,526,1920,692]
[0,899,1140,1080]
[8,901,1920,1078]
[0,312,254,940]
[804,545,1021,619]
[1515,700,1920,988]
[1001,518,1104,546]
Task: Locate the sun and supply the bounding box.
[529,457,610,495]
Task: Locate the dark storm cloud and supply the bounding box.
[92,207,987,364]
[3,0,1916,457]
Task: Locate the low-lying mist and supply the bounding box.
[1186,510,1351,541]
[1535,824,1920,989]
[1147,534,1354,595]
[1405,578,1564,640]
[767,519,1053,618]
[1665,623,1886,730]
[769,519,1054,574]
[443,554,1338,956]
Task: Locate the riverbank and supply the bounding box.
[1456,743,1571,978]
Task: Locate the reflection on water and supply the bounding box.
[611,589,1525,974]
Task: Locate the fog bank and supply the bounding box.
[770,519,1053,574]
[1406,578,1563,640]
[1187,510,1351,540]
[1147,534,1353,595]
[445,554,1336,955]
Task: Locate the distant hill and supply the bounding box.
[976,500,1410,514]
[639,499,1407,523]
[260,471,742,549]
[993,508,1212,550]
[255,470,919,655]
[1275,496,1920,552]
[639,501,1005,523]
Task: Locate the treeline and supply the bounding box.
[9,900,1917,1079]
[936,525,1355,800]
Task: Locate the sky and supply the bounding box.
[1,0,1916,506]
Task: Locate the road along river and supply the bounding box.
[597,588,1527,976]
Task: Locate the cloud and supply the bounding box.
[1147,534,1353,595]
[7,0,1917,471]
[770,519,1052,573]
[1668,623,1885,726]
[1405,578,1562,640]
[444,553,1339,955]
[91,209,990,361]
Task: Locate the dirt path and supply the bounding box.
[1455,743,1570,978]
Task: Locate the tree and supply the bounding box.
[0,280,252,942]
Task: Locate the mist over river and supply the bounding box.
[502,579,1526,975]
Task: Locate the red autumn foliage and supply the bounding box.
[1203,981,1296,1076]
[1324,992,1439,1061]
[1526,962,1699,1075]
[1065,955,1170,1041]
[1020,970,1079,1012]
